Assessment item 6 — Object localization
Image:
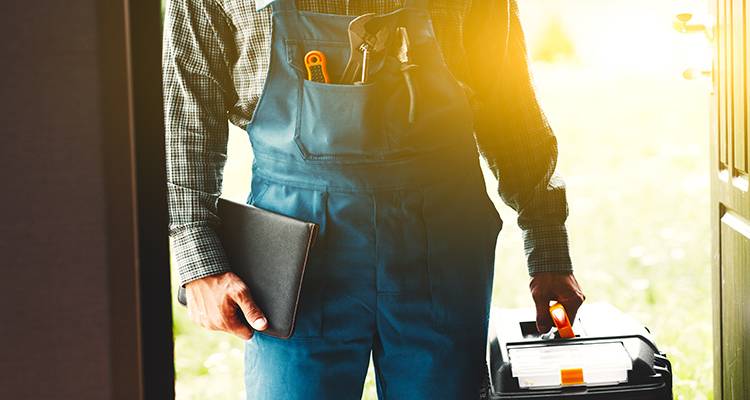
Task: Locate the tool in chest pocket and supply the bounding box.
[330,12,421,125]
[340,13,394,84]
[304,50,330,83]
[396,26,417,124]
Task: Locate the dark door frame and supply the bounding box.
[122,0,175,398]
[1,0,174,397]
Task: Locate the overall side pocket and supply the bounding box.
[421,172,497,334]
[248,181,326,339]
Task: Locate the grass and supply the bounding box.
[172,2,713,399]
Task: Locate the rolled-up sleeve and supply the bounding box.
[463,0,572,275]
[162,0,238,285]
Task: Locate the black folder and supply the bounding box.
[177,198,319,339]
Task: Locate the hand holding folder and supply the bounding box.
[178,198,319,339]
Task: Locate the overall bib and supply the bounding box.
[244,0,503,398]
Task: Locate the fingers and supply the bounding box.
[533,295,553,333]
[221,309,255,341]
[189,301,255,340]
[558,291,585,324]
[184,273,266,341]
[535,305,553,333]
[529,272,586,334]
[557,274,585,323]
[228,285,268,332]
[530,278,553,333]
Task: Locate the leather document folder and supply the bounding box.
[177,197,319,339]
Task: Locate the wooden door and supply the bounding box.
[0,0,173,399]
[712,0,750,398]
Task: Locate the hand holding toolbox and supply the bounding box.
[486,303,673,399]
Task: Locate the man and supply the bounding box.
[163,0,585,399]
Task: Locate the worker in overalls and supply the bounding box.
[163,0,585,398]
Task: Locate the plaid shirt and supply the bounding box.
[163,0,572,286]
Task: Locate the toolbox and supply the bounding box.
[486,303,673,400]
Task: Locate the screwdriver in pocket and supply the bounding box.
[358,42,372,84]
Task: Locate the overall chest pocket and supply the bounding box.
[297,80,390,159]
[286,39,395,160]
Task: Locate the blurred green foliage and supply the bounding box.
[172,69,712,399]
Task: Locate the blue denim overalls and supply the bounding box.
[244,0,502,398]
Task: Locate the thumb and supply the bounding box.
[229,288,268,332]
[534,298,553,334]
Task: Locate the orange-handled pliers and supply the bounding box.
[304,50,330,83]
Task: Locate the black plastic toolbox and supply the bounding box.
[486,303,673,400]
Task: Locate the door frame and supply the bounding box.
[128,0,176,397]
[105,0,176,398]
[711,0,750,398]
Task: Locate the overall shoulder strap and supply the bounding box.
[403,0,429,10]
[269,0,297,12]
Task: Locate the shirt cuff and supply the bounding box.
[522,224,573,276]
[170,225,232,286]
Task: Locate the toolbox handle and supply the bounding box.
[549,302,576,338]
